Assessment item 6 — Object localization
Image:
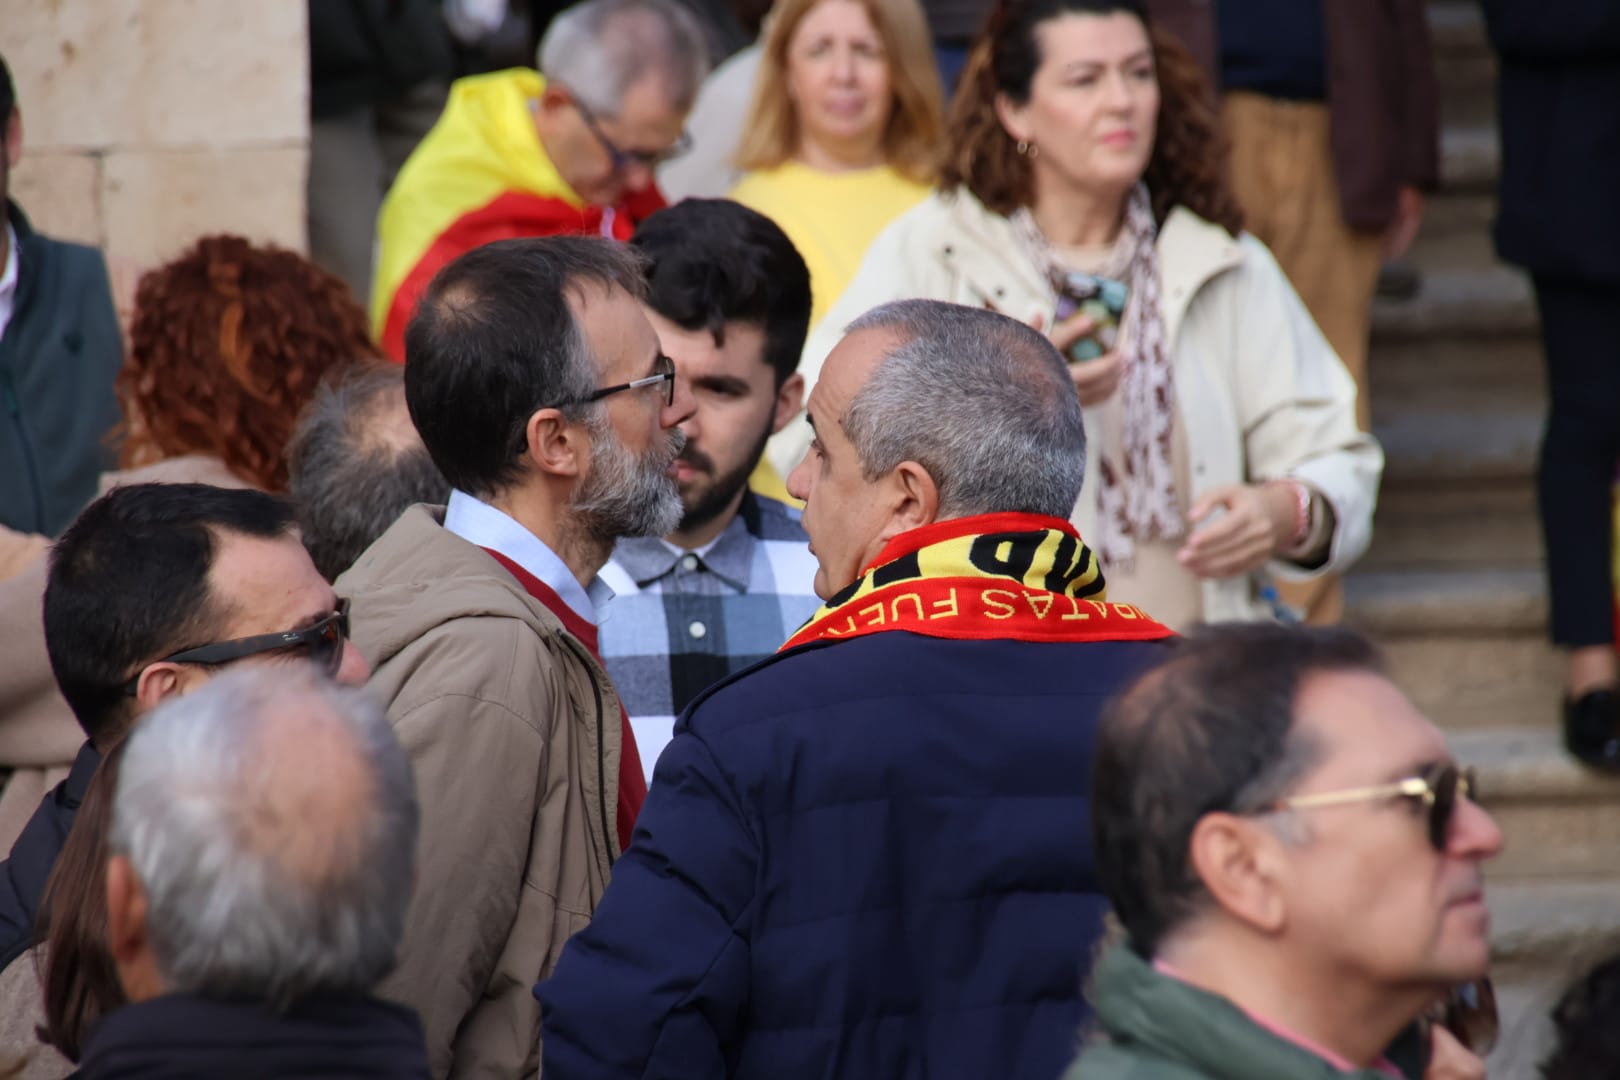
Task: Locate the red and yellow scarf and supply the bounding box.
[780,512,1173,652]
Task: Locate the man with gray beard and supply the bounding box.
[335,236,693,1079]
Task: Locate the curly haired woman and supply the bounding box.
[777,0,1382,629]
[0,236,377,854]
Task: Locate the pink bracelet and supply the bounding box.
[1284,481,1311,549]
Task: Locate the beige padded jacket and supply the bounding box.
[336,504,622,1080]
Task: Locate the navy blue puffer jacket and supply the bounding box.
[537,628,1168,1080]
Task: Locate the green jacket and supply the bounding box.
[1063,942,1424,1080]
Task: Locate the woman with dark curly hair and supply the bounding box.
[0,236,378,856]
[774,0,1382,628]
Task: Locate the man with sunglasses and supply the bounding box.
[336,235,695,1078]
[0,482,367,974]
[370,0,710,359]
[1069,622,1501,1080]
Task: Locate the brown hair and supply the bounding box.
[734,0,944,182]
[940,0,1243,233]
[116,235,381,491]
[34,737,130,1062]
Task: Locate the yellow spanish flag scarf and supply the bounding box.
[781,512,1173,652]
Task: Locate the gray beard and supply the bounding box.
[573,426,687,542]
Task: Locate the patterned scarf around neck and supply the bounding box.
[780,512,1173,652]
[1014,182,1181,570]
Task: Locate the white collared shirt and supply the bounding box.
[0,225,19,342]
[442,488,614,625]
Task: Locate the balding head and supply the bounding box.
[105,666,418,1007]
[288,363,450,581]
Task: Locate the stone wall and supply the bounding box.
[1,0,308,271]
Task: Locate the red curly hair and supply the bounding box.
[940,0,1243,234]
[116,235,381,491]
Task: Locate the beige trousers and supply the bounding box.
[1222,92,1383,625]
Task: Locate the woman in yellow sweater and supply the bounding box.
[729,0,944,329]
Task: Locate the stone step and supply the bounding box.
[1484,880,1620,1080]
[1455,726,1620,880]
[1382,631,1560,731]
[1400,194,1500,275]
[1370,376,1542,485]
[1371,264,1534,342]
[1430,0,1498,128]
[1408,191,1495,256]
[1429,0,1491,60]
[1369,333,1543,403]
[1441,124,1500,193]
[1349,568,1556,731]
[1347,566,1544,638]
[1365,482,1543,571]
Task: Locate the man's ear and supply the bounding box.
[4,109,21,171]
[1187,812,1289,935]
[105,855,146,965]
[105,853,163,1003]
[537,82,574,119]
[771,373,805,435]
[880,460,940,543]
[133,663,190,714]
[524,407,588,479]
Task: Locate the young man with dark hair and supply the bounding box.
[0,53,124,536]
[336,234,694,1078]
[1069,622,1500,1079]
[598,198,820,777]
[0,482,367,971]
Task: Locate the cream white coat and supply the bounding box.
[769,189,1384,623]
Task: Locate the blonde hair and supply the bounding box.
[734,0,944,182]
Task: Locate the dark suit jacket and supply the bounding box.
[1481,0,1620,283]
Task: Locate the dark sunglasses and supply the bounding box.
[1269,762,1478,851]
[122,599,351,695]
[1425,976,1499,1059]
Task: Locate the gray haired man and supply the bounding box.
[87,665,426,1078]
[538,301,1174,1079]
[372,0,710,356]
[287,363,450,582]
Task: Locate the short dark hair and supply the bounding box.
[287,363,451,581]
[0,54,14,122]
[403,236,648,499]
[42,484,297,747]
[1091,623,1385,956]
[630,199,812,388]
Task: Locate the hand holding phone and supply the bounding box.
[1052,270,1130,363]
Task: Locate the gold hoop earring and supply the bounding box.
[1016,139,1039,159]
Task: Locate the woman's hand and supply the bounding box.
[1425,1027,1487,1080]
[1031,311,1123,406]
[1177,483,1295,579]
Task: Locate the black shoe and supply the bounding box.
[1564,689,1620,771]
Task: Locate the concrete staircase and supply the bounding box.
[1346,5,1620,1075]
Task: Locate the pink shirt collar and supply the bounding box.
[1153,960,1404,1077]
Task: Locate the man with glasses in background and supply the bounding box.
[0,482,368,973]
[337,236,694,1078]
[370,0,710,359]
[1069,622,1498,1080]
